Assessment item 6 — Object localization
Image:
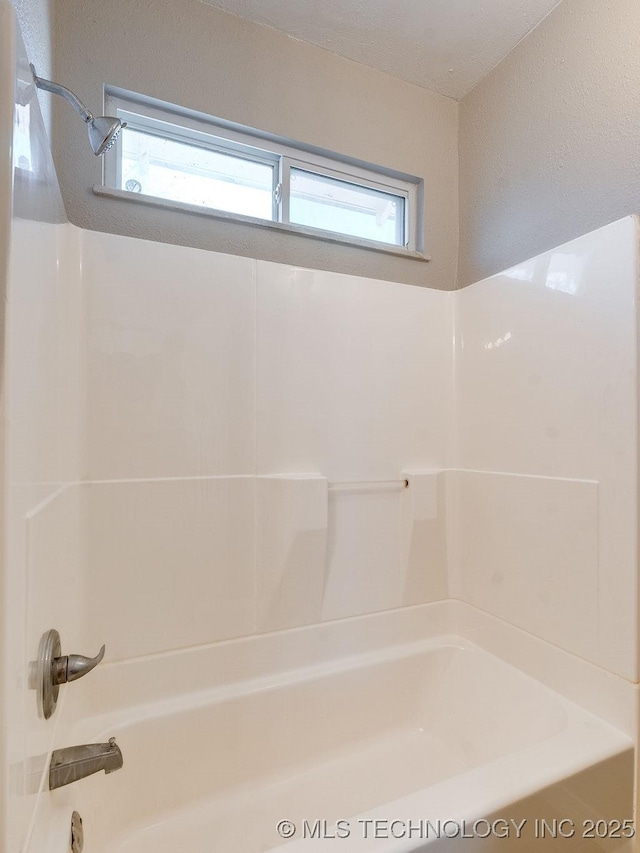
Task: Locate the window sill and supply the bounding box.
[92,185,431,262]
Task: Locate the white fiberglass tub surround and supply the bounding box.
[51,618,632,853]
[14,215,640,853]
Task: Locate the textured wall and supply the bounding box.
[51,0,459,289]
[458,0,640,287]
[13,0,53,131]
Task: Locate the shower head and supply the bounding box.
[87,115,125,156]
[30,64,127,157]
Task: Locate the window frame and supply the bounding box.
[101,89,424,257]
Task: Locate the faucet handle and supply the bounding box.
[53,644,106,685]
[35,630,107,719]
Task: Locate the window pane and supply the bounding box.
[289,168,405,246]
[119,127,275,220]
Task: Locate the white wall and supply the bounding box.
[453,217,639,680]
[79,216,640,685]
[80,230,453,660]
[83,211,637,679]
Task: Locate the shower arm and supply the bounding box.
[29,64,93,124]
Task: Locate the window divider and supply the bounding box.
[279,157,291,225]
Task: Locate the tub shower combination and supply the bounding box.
[2,4,639,852]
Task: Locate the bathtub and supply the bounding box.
[44,627,633,853]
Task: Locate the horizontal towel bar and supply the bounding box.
[328,478,409,493]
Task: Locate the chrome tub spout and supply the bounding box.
[49,737,123,790]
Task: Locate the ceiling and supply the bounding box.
[199,0,562,99]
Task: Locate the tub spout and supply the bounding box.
[49,737,123,790]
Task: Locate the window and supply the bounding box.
[102,90,423,256]
[289,168,405,246]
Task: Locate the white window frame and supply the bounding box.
[100,89,425,258]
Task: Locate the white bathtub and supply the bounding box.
[45,629,633,853]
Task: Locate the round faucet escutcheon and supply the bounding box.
[34,629,107,719]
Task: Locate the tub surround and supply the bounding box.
[256,475,328,632]
[78,216,639,685]
[454,216,639,680]
[66,217,640,851]
[80,234,453,664]
[11,209,640,852]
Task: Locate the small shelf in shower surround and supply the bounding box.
[255,472,448,632]
[328,479,409,492]
[322,470,448,623]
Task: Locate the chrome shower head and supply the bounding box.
[87,116,126,156]
[30,64,127,157]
